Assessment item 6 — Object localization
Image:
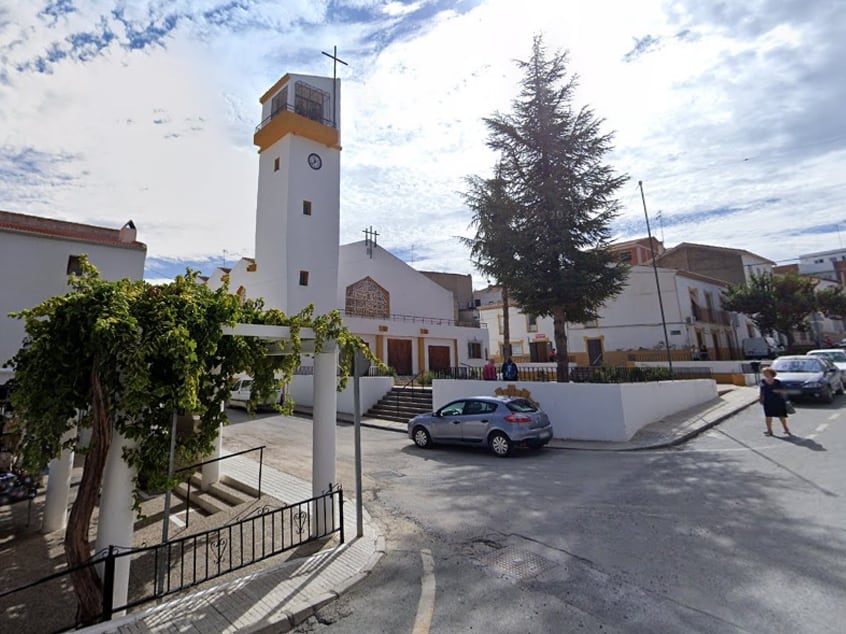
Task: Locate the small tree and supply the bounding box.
[722,271,817,347]
[461,168,517,360]
[465,36,629,381]
[7,259,371,625]
[817,286,846,321]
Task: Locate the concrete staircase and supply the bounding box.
[172,473,254,517]
[365,385,434,423]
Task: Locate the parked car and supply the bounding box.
[742,336,784,360]
[807,349,846,372]
[407,396,553,457]
[769,355,844,404]
[227,377,284,410]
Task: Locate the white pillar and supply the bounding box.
[42,425,76,533]
[312,345,338,533]
[95,430,138,617]
[202,421,224,490]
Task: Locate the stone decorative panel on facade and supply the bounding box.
[346,277,390,318]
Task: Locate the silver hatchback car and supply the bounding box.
[407,396,553,457]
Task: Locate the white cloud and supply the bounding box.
[1,0,844,284]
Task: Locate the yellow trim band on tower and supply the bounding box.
[254,110,340,152]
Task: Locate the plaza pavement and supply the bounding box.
[82,385,759,633]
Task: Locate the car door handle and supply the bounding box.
[452,420,461,424]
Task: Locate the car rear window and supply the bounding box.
[506,399,538,413]
[772,359,821,373]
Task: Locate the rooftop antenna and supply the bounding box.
[321,45,348,128]
[363,226,379,258]
[223,249,228,268]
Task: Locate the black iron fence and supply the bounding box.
[0,486,343,630]
[427,365,712,383]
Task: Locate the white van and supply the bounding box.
[228,377,284,410]
[742,336,783,360]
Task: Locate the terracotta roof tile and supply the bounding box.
[0,210,146,250]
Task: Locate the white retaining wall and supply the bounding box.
[289,375,394,416]
[433,378,718,442]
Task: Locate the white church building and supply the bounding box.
[206,71,488,376]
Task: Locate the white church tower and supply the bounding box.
[252,72,341,314]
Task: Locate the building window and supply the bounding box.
[294,81,328,123]
[299,271,309,286]
[303,200,312,215]
[468,342,482,359]
[497,314,504,335]
[526,314,538,333]
[270,86,288,117]
[274,157,280,172]
[67,255,83,276]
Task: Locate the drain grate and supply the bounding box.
[477,545,557,581]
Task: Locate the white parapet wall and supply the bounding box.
[433,378,718,442]
[289,375,394,416]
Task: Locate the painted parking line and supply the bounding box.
[413,549,436,634]
[808,422,830,440]
[827,413,840,421]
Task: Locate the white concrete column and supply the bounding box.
[42,425,76,533]
[202,420,224,490]
[312,345,338,533]
[95,429,138,617]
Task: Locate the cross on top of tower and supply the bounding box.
[321,45,348,81]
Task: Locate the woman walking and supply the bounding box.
[759,367,791,436]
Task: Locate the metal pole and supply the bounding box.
[353,356,363,538]
[639,181,673,373]
[157,408,177,597]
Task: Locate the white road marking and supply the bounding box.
[413,549,436,634]
[827,413,839,421]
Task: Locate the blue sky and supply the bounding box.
[1,0,845,285]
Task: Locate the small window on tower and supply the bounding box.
[274,157,280,172]
[299,271,309,286]
[67,255,83,276]
[303,200,312,215]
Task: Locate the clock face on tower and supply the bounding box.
[307,153,322,170]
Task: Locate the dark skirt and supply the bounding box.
[763,398,788,417]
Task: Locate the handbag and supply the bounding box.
[784,399,796,415]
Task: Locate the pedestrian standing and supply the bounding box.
[759,367,791,436]
[501,357,519,381]
[482,358,497,380]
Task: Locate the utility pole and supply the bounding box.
[639,181,673,373]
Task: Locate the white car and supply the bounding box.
[807,349,846,372]
[228,377,284,410]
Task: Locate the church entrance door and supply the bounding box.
[388,339,413,376]
[428,346,450,373]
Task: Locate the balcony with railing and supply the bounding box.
[339,308,484,329]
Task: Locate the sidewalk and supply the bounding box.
[85,386,758,633]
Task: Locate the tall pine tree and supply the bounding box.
[468,36,629,381]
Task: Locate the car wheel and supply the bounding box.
[489,431,513,457]
[412,426,432,449]
[822,385,834,404]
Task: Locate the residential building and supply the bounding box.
[656,242,775,285]
[798,247,846,284]
[477,265,751,365]
[0,211,146,376]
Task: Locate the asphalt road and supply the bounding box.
[223,396,846,634]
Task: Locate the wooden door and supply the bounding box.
[387,339,413,376]
[587,338,604,366]
[428,345,451,373]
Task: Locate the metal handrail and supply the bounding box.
[395,372,425,417]
[175,445,265,528]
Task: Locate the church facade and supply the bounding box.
[206,71,488,376]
